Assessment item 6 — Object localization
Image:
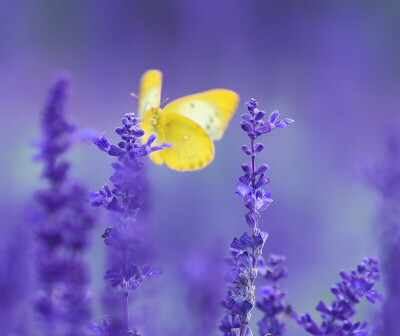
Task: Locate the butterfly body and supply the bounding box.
[138,70,239,171]
[145,107,163,127]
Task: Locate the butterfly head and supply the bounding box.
[143,107,164,132]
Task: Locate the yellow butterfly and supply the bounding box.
[137,69,239,171]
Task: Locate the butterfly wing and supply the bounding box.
[163,89,239,140]
[160,112,215,171]
[138,70,162,118]
[142,110,214,171]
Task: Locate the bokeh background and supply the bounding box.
[1,0,399,335]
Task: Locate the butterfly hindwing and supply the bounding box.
[163,89,239,140]
[157,112,214,171]
[138,70,162,118]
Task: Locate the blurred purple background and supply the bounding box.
[1,1,399,335]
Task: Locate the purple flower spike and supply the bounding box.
[32,73,95,335]
[220,99,293,336]
[89,112,165,335]
[237,99,293,229]
[293,257,382,336]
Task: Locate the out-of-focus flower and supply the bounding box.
[32,73,95,335]
[89,112,168,335]
[362,133,400,335]
[181,245,226,335]
[0,221,32,336]
[256,254,289,336]
[291,257,382,336]
[220,99,293,336]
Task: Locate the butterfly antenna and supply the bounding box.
[130,92,141,100]
[160,97,170,107]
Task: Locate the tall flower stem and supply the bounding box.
[33,73,95,336]
[88,113,169,335]
[219,98,293,336]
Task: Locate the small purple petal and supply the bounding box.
[93,136,110,152]
[254,143,265,153]
[241,145,252,155]
[269,110,279,123]
[145,134,157,146]
[255,110,266,121]
[108,145,125,156]
[240,121,253,133]
[257,122,272,134]
[255,164,268,175]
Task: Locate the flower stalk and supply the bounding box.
[33,73,95,336]
[219,99,293,336]
[89,113,169,335]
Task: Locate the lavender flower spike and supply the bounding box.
[220,99,293,336]
[292,257,382,336]
[89,113,168,335]
[33,73,95,336]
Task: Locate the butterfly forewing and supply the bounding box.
[163,89,239,140]
[138,70,162,118]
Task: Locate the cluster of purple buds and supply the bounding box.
[292,257,382,336]
[220,99,293,336]
[90,113,169,215]
[89,113,169,335]
[256,254,289,336]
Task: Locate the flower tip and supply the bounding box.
[283,118,295,124]
[269,110,280,123]
[93,135,111,152]
[245,98,258,112]
[145,133,157,146]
